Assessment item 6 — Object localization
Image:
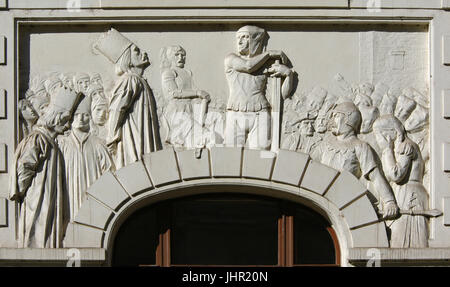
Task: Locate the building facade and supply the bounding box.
[0,0,449,267]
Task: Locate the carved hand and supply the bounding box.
[268,63,292,78]
[383,201,400,220]
[376,133,393,150]
[106,141,117,155]
[268,50,288,64]
[197,90,211,102]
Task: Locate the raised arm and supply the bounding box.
[161,69,206,100]
[381,143,414,184]
[224,52,271,74]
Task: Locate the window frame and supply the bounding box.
[113,195,340,267]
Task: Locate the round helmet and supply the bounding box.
[333,101,362,133]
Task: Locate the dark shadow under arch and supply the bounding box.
[112,187,339,267]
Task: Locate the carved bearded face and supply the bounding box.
[299,119,315,137]
[53,110,72,134]
[130,44,150,68]
[315,115,328,133]
[29,94,50,117]
[236,31,251,56]
[169,47,186,68]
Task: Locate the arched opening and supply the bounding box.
[111,191,340,267]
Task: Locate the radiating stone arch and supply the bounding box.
[63,147,389,266]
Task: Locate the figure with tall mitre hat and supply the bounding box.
[57,95,114,221]
[9,86,82,248]
[94,28,161,169]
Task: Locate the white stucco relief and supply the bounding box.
[7,25,439,250]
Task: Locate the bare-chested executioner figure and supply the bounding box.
[224,25,293,150]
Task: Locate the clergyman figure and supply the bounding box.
[9,86,82,248]
[94,28,162,169]
[87,84,109,140]
[58,95,114,220]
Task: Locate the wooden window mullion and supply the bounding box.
[162,228,171,267]
[285,215,294,267]
[278,215,286,266]
[155,233,163,266]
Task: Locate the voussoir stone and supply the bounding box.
[271,150,309,186]
[210,147,242,177]
[115,160,153,196]
[341,194,379,229]
[74,196,114,230]
[324,170,367,210]
[142,148,181,187]
[86,171,130,211]
[351,221,389,248]
[242,148,276,180]
[63,223,104,248]
[176,149,211,180]
[300,160,339,195]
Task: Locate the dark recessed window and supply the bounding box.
[112,189,339,267]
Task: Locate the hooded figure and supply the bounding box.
[224,25,293,150]
[373,115,429,248]
[9,86,82,248]
[57,95,114,220]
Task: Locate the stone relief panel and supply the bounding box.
[8,24,435,248]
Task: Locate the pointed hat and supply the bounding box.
[93,28,134,63]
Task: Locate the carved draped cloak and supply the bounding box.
[108,73,162,169]
[57,131,114,220]
[9,126,68,248]
[383,139,429,248]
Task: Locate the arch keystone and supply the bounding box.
[176,149,211,180]
[210,147,242,177]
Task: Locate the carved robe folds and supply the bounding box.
[9,127,68,248]
[383,140,428,248]
[108,73,161,169]
[58,131,114,220]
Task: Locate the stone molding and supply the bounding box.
[64,147,390,266]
